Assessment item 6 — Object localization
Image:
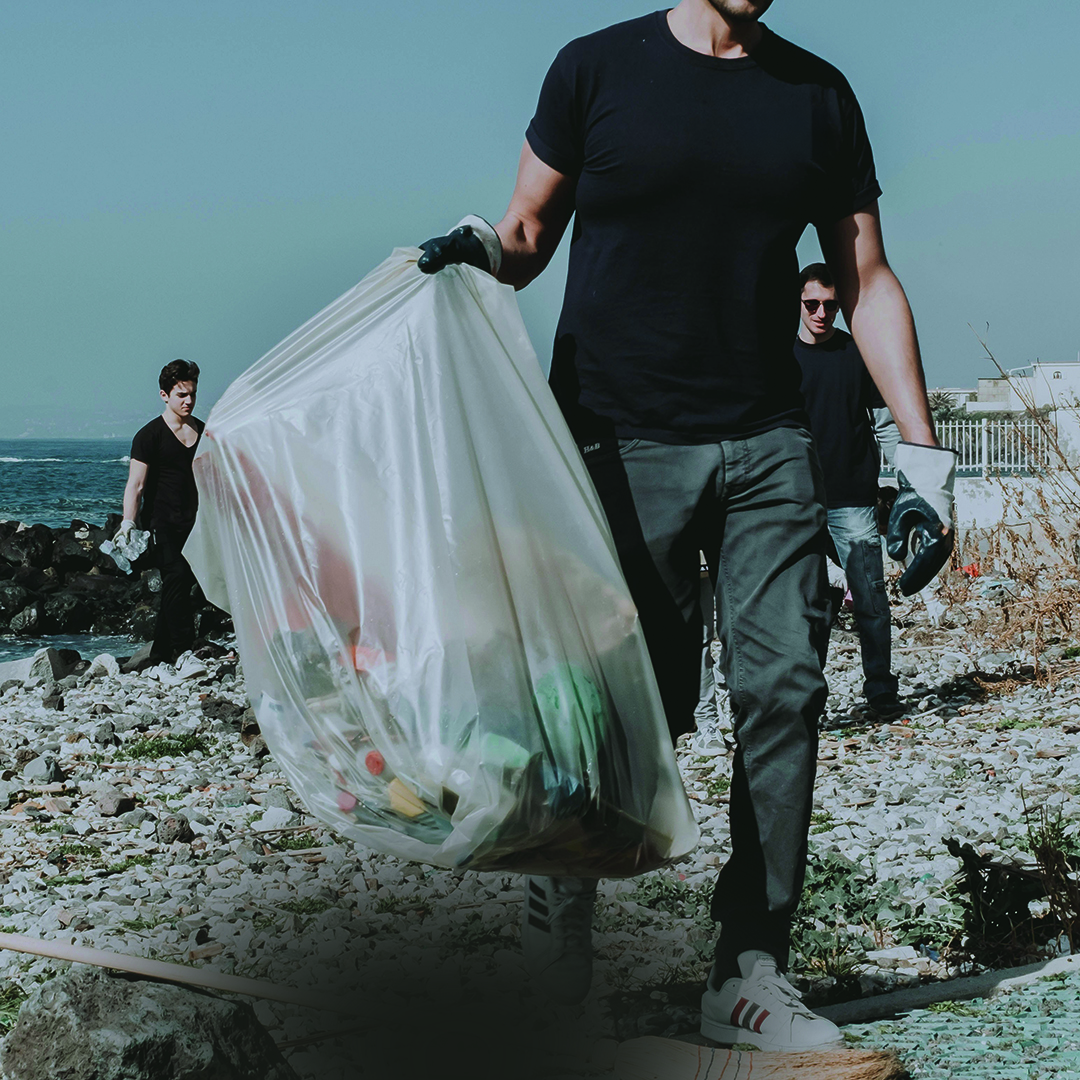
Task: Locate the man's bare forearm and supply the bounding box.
[494,208,568,290]
[122,482,142,523]
[491,143,576,290]
[845,268,938,447]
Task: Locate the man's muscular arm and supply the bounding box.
[492,142,577,290]
[818,201,937,447]
[821,202,955,580]
[418,142,575,290]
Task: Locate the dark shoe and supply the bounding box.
[867,692,906,720]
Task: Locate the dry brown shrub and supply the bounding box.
[953,337,1080,679]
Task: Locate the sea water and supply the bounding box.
[0,438,139,663]
[0,438,131,529]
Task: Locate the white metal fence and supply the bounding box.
[881,418,1052,477]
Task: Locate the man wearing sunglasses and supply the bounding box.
[795,263,903,719]
[416,0,955,1052]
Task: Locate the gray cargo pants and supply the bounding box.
[581,426,830,977]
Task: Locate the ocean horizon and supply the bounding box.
[0,437,132,530]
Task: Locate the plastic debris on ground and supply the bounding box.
[185,249,698,876]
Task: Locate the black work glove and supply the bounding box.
[886,443,957,596]
[417,215,502,277]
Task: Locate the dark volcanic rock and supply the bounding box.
[130,602,158,639]
[9,602,42,635]
[51,534,97,574]
[0,582,31,618]
[156,813,195,845]
[43,592,93,633]
[200,695,247,724]
[0,521,232,645]
[0,967,300,1080]
[65,571,129,595]
[0,524,54,569]
[12,565,58,593]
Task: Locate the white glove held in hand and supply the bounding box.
[826,558,848,592]
[115,519,135,541]
[893,443,956,529]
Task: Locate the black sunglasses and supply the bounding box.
[802,298,839,314]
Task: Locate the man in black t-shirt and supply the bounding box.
[417,0,956,1051]
[795,262,903,717]
[117,359,205,669]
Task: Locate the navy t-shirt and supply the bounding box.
[130,415,205,528]
[794,329,885,508]
[526,12,882,443]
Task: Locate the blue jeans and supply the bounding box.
[827,505,898,701]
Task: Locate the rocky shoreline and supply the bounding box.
[0,519,229,641]
[0,573,1078,1077]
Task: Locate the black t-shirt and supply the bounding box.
[526,12,882,443]
[794,329,884,508]
[130,415,205,528]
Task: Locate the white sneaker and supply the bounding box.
[700,950,842,1051]
[173,651,208,681]
[145,662,173,683]
[150,653,207,687]
[521,875,596,1005]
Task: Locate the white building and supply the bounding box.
[966,361,1080,413]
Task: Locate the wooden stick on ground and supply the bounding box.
[615,1037,908,1080]
[0,932,356,1019]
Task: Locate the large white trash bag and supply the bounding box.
[186,249,698,876]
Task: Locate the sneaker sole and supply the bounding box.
[700,1016,843,1052]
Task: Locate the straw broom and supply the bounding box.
[616,1037,908,1080]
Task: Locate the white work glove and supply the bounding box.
[892,443,956,529]
[114,519,136,543]
[887,443,958,595]
[417,215,503,277]
[826,558,848,592]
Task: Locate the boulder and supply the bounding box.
[51,534,96,574]
[65,571,129,596]
[12,565,58,593]
[9,602,42,635]
[43,592,93,633]
[0,647,71,688]
[130,602,158,640]
[0,967,300,1080]
[0,524,54,569]
[0,581,31,618]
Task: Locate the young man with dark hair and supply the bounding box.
[117,360,205,670]
[795,263,903,717]
[417,0,955,1050]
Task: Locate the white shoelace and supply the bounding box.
[754,970,815,1018]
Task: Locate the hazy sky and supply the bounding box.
[3,1,1078,438]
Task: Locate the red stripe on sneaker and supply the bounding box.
[730,997,749,1026]
[752,1008,770,1034]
